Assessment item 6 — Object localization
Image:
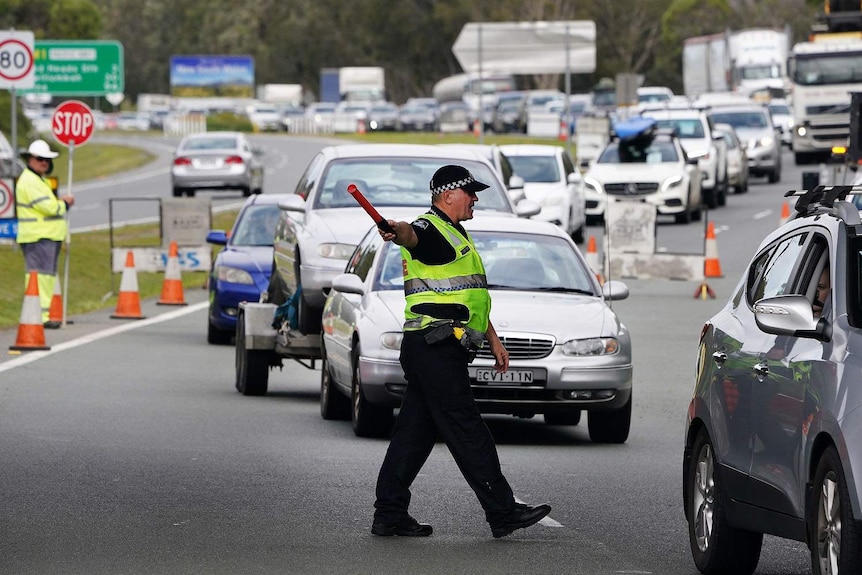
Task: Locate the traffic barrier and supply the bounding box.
[10,271,51,352]
[111,250,145,319]
[157,241,188,306]
[357,118,366,135]
[704,221,723,278]
[48,278,63,323]
[585,235,604,284]
[780,201,791,227]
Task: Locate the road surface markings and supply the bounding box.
[0,301,208,374]
[514,496,563,528]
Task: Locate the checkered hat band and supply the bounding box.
[431,176,474,195]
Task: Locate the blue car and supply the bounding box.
[206,194,288,344]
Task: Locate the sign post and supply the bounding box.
[52,100,95,326]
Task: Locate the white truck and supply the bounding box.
[788,34,862,164]
[727,28,790,96]
[682,28,790,97]
[338,67,386,102]
[256,84,304,106]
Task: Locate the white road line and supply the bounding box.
[753,209,773,220]
[0,302,209,374]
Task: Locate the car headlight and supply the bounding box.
[562,337,619,356]
[796,125,807,137]
[317,243,356,259]
[380,332,403,350]
[583,177,603,194]
[688,150,708,160]
[216,265,254,285]
[661,175,683,191]
[756,136,774,148]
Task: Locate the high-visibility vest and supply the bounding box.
[15,168,66,243]
[402,213,491,334]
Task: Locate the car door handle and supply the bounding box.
[712,350,727,367]
[753,363,769,381]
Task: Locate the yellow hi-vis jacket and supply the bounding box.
[15,168,66,243]
[402,213,491,334]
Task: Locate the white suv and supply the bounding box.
[640,108,727,209]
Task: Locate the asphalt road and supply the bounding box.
[0,145,826,574]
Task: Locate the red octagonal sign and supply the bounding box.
[52,100,95,147]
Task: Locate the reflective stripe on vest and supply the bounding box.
[402,213,490,333]
[15,169,67,243]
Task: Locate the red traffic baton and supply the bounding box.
[347,183,395,234]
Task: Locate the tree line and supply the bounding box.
[0,0,825,109]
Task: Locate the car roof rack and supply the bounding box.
[784,184,862,229]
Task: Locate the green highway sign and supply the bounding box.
[22,40,123,96]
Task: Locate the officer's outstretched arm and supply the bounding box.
[379,220,418,248]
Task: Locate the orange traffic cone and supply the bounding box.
[48,278,63,323]
[158,241,187,306]
[558,118,568,142]
[111,250,145,319]
[585,235,604,284]
[704,221,723,278]
[357,118,366,135]
[473,119,481,136]
[10,271,51,351]
[779,201,791,227]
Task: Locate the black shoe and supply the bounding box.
[491,503,552,538]
[371,515,433,537]
[43,321,61,329]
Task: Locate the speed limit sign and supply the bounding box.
[0,31,34,89]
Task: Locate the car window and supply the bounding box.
[313,158,512,212]
[652,118,705,138]
[295,153,325,200]
[710,111,769,129]
[506,155,561,183]
[230,204,282,246]
[598,140,679,164]
[747,233,808,305]
[375,243,406,291]
[182,136,238,150]
[475,231,594,292]
[345,231,379,281]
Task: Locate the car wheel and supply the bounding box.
[675,197,692,225]
[571,223,585,244]
[691,203,702,222]
[717,181,727,207]
[235,310,270,396]
[320,353,350,421]
[703,186,718,210]
[351,348,393,438]
[809,446,862,575]
[207,319,232,345]
[185,189,196,197]
[687,429,762,575]
[587,394,631,443]
[241,186,252,197]
[172,187,184,197]
[544,411,581,425]
[768,168,780,184]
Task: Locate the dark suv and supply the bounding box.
[683,185,862,575]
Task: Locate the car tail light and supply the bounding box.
[174,157,192,166]
[225,155,244,165]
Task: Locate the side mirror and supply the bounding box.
[515,198,542,218]
[601,280,629,301]
[754,294,831,342]
[278,195,307,214]
[206,230,228,245]
[330,273,365,295]
[508,174,525,190]
[567,172,582,184]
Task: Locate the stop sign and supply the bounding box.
[52,100,95,147]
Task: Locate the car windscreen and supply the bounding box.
[709,111,768,129]
[506,155,561,183]
[314,158,512,212]
[374,231,595,294]
[182,136,238,151]
[598,140,679,164]
[230,204,281,247]
[651,119,705,138]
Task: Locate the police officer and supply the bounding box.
[15,139,73,329]
[371,165,551,538]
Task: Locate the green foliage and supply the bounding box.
[206,112,254,132]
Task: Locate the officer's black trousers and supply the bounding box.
[373,331,515,526]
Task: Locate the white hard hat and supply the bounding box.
[26,139,59,159]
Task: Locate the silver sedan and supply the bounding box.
[320,215,633,442]
[170,131,264,197]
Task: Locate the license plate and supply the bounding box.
[475,369,534,384]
